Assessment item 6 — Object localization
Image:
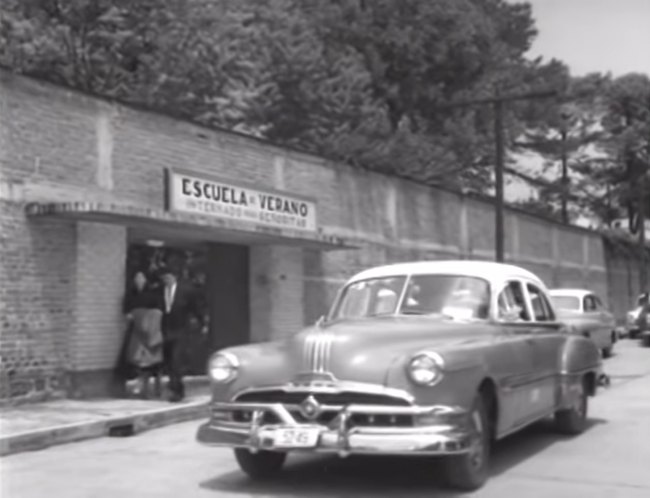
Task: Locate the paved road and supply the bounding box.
[2,340,650,498]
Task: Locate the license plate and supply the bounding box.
[273,427,320,448]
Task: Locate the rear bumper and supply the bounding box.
[196,402,474,456]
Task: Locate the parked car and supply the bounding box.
[625,293,649,339]
[548,289,618,358]
[196,261,604,492]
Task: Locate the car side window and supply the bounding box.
[497,281,530,321]
[584,295,597,312]
[594,295,605,310]
[526,284,555,321]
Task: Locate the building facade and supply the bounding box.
[0,70,642,404]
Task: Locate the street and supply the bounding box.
[2,340,650,498]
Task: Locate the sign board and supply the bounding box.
[166,169,317,232]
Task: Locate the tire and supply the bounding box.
[441,393,491,492]
[555,376,588,435]
[234,448,286,480]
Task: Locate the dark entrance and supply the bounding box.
[125,238,250,376]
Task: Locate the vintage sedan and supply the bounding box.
[196,261,604,491]
[549,289,618,358]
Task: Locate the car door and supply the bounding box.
[490,279,539,432]
[521,282,565,419]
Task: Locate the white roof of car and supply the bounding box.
[347,260,545,287]
[549,288,592,298]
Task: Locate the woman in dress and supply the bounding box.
[121,271,164,399]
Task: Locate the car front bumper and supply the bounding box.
[196,401,474,456]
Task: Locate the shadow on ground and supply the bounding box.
[199,417,607,497]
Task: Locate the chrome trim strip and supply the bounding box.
[559,365,600,376]
[316,333,326,372]
[324,334,333,373]
[212,402,465,418]
[231,381,416,405]
[303,331,335,373]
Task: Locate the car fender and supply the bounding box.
[559,334,601,375]
[385,346,492,409]
[557,334,602,408]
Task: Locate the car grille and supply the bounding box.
[233,390,411,406]
[231,409,414,428]
[230,390,414,428]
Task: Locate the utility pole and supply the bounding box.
[428,88,557,262]
[488,89,557,262]
[640,139,649,292]
[559,129,569,224]
[639,172,647,292]
[494,97,505,262]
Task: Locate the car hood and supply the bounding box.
[223,316,493,393]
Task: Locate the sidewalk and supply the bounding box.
[0,379,211,457]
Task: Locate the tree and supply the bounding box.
[512,79,605,222]
[1,0,553,193]
[599,73,650,231]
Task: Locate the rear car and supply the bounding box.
[549,289,617,358]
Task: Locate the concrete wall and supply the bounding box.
[0,70,643,402]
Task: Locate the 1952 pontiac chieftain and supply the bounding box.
[196,261,604,491]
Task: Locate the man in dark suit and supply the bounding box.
[159,267,203,402]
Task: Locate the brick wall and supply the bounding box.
[0,200,76,402]
[1,70,646,402]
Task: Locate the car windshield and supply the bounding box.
[551,296,581,311]
[329,274,490,321]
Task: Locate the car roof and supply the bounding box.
[347,260,545,287]
[549,289,593,298]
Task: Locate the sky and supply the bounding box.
[512,0,650,77]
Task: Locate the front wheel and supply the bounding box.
[441,394,491,491]
[555,377,588,435]
[234,448,287,480]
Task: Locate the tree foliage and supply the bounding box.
[1,0,560,193]
[6,0,645,226]
[513,71,650,227]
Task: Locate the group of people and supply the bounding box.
[117,267,205,402]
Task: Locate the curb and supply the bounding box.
[0,400,209,457]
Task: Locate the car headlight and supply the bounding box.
[407,352,444,386]
[208,352,239,383]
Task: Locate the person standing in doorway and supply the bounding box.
[159,267,203,402]
[120,271,164,399]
